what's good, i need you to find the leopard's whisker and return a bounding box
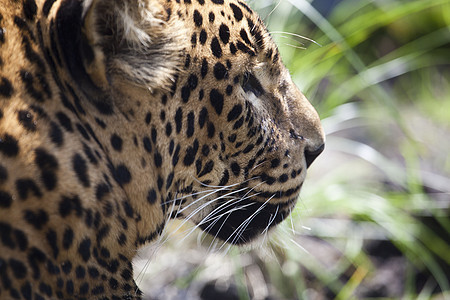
[198,201,256,233]
[190,182,265,249]
[221,194,275,249]
[190,175,259,189]
[199,190,263,249]
[159,195,238,246]
[160,188,219,207]
[163,176,265,244]
[173,189,234,218]
[136,196,182,286]
[250,159,268,173]
[142,195,182,255]
[269,31,321,46]
[171,178,255,211]
[258,203,279,246]
[289,206,296,235]
[262,0,283,22]
[261,204,279,236]
[283,43,306,50]
[178,186,249,215]
[135,198,179,285]
[165,188,250,244]
[289,237,309,255]
[180,197,256,244]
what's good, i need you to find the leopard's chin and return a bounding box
[197,197,294,245]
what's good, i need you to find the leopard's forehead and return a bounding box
[167,0,282,71]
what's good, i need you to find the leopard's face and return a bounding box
[146,1,326,244]
[76,0,325,245]
[0,0,323,297]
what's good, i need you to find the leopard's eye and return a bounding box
[241,72,265,97]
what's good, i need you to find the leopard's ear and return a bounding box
[56,0,187,93]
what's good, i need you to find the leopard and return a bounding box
[0,0,325,298]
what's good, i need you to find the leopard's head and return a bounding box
[63,0,325,245]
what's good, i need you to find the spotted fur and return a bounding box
[0,0,324,298]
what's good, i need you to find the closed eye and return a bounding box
[242,72,265,97]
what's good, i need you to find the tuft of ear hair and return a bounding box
[81,0,187,92]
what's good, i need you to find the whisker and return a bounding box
[234,194,277,245]
[138,194,185,266]
[265,204,279,233]
[203,209,233,246]
[190,174,259,189]
[194,190,264,247]
[160,188,218,207]
[217,182,272,250]
[263,0,283,22]
[164,176,262,226]
[221,194,276,248]
[289,206,296,235]
[169,188,250,244]
[135,205,175,285]
[260,204,279,242]
[269,31,321,46]
[207,236,220,252]
[201,190,263,227]
[178,186,249,217]
[135,197,180,285]
[289,238,310,254]
[250,160,268,173]
[157,178,270,255]
[279,35,306,46]
[283,43,306,50]
[183,198,257,244]
[200,201,256,232]
[162,175,259,209]
[177,186,243,215]
[159,196,239,247]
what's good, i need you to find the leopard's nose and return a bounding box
[305,143,325,168]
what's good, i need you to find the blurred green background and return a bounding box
[134,0,450,299]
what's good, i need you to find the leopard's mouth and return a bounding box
[197,195,297,245]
